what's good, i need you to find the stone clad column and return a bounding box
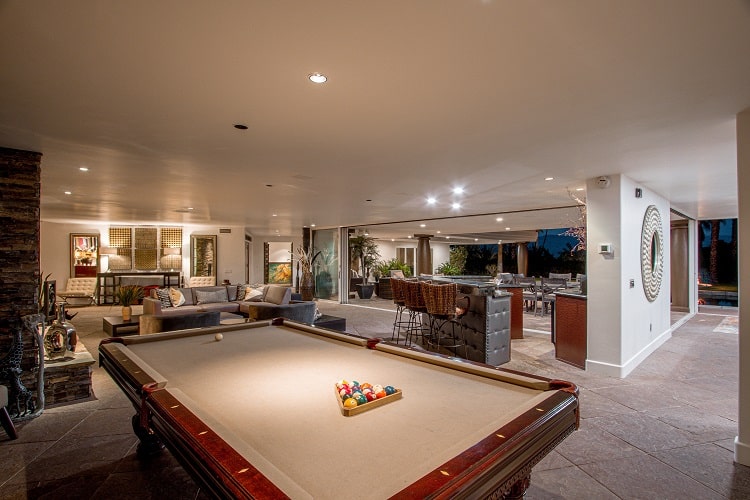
[415,234,433,276]
[0,146,43,409]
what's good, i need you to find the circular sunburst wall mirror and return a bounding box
[641,205,664,302]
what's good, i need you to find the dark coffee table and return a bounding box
[313,314,346,332]
[103,315,141,336]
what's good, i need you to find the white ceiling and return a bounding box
[1,1,748,241]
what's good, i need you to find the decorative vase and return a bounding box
[300,272,315,301]
[122,306,132,321]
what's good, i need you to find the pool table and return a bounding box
[99,318,578,499]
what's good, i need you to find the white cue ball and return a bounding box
[214,333,223,341]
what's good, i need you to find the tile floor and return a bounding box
[0,300,747,499]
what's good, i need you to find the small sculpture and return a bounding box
[0,320,35,417]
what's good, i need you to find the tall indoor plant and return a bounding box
[295,245,319,301]
[348,234,380,299]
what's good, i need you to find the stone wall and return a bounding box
[0,146,43,405]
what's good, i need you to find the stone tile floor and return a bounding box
[1,300,747,499]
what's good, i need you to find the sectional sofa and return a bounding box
[140,284,316,334]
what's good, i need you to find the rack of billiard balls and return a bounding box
[335,379,402,416]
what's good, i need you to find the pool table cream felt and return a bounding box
[118,324,559,499]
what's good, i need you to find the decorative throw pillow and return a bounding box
[195,289,229,304]
[264,285,291,305]
[169,287,186,307]
[155,288,173,308]
[243,287,263,301]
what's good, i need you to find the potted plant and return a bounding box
[115,285,144,321]
[349,234,379,299]
[374,258,412,298]
[294,246,320,301]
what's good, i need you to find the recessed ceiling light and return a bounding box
[407,235,412,239]
[309,73,327,84]
[311,224,316,227]
[272,213,277,217]
[452,202,461,209]
[437,231,441,234]
[505,227,511,231]
[576,187,585,191]
[496,217,503,222]
[234,124,248,130]
[426,197,436,205]
[187,207,194,211]
[365,199,372,202]
[453,187,464,195]
[79,167,88,172]
[446,236,450,239]
[545,177,554,181]
[419,223,426,228]
[64,191,72,195]
[391,239,394,242]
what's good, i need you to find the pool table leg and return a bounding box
[132,414,165,457]
[504,474,531,499]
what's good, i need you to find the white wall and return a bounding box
[41,221,252,286]
[735,107,750,466]
[586,174,672,377]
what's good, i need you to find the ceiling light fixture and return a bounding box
[496,217,503,222]
[309,73,327,84]
[234,124,248,130]
[545,177,554,181]
[452,202,461,209]
[419,224,426,228]
[64,191,72,195]
[576,187,585,191]
[79,167,88,172]
[426,197,436,205]
[505,227,511,231]
[453,187,464,195]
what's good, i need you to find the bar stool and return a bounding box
[403,279,429,347]
[421,281,468,358]
[1,384,18,440]
[388,278,409,343]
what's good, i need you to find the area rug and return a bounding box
[713,316,738,334]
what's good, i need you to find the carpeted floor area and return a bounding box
[1,301,747,499]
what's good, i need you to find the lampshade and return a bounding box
[100,246,117,255]
[163,247,181,255]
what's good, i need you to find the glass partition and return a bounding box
[312,228,339,301]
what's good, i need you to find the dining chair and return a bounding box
[540,277,567,315]
[516,277,540,313]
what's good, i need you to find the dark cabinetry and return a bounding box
[553,292,587,369]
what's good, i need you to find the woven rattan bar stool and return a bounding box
[388,278,410,343]
[403,279,429,347]
[421,281,468,358]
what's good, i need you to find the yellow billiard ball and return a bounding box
[214,333,223,341]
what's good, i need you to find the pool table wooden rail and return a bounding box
[99,319,579,500]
